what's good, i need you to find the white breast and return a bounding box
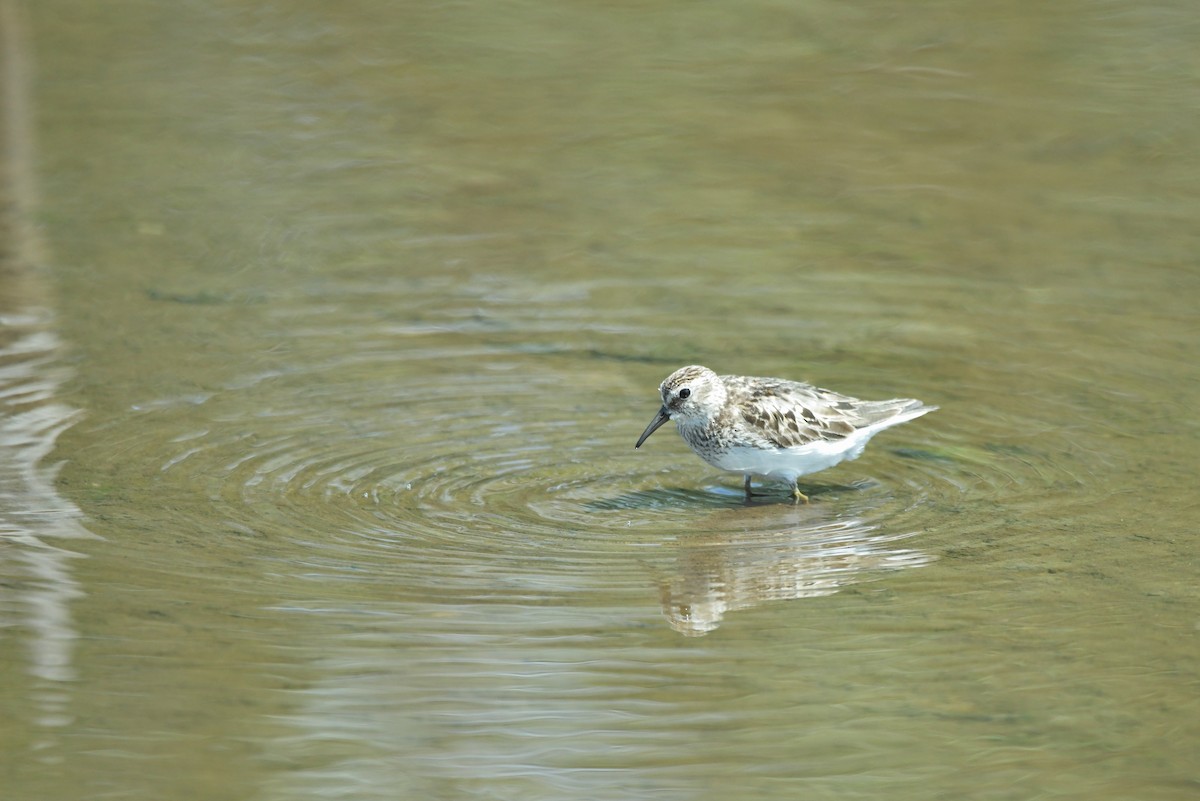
[703,428,879,482]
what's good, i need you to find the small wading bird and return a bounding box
[635,365,936,502]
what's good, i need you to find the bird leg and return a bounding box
[791,483,810,504]
[743,474,753,500]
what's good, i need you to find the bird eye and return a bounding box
[678,388,691,400]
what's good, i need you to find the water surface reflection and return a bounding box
[1,0,90,749]
[658,506,931,636]
[0,316,90,729]
[14,0,1200,799]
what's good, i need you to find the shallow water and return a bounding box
[2,0,1198,799]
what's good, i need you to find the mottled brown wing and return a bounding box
[725,377,862,448]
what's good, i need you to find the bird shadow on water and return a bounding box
[584,487,726,512]
[586,480,870,511]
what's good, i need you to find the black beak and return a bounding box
[634,406,671,449]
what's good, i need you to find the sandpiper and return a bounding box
[635,365,936,502]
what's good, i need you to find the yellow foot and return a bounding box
[791,486,810,504]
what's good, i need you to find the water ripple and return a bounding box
[87,336,1067,635]
[84,268,1092,634]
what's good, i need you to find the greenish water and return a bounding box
[2,1,1197,799]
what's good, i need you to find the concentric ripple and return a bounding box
[64,269,1105,634]
[72,322,1080,635]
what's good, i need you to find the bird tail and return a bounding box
[859,398,937,429]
